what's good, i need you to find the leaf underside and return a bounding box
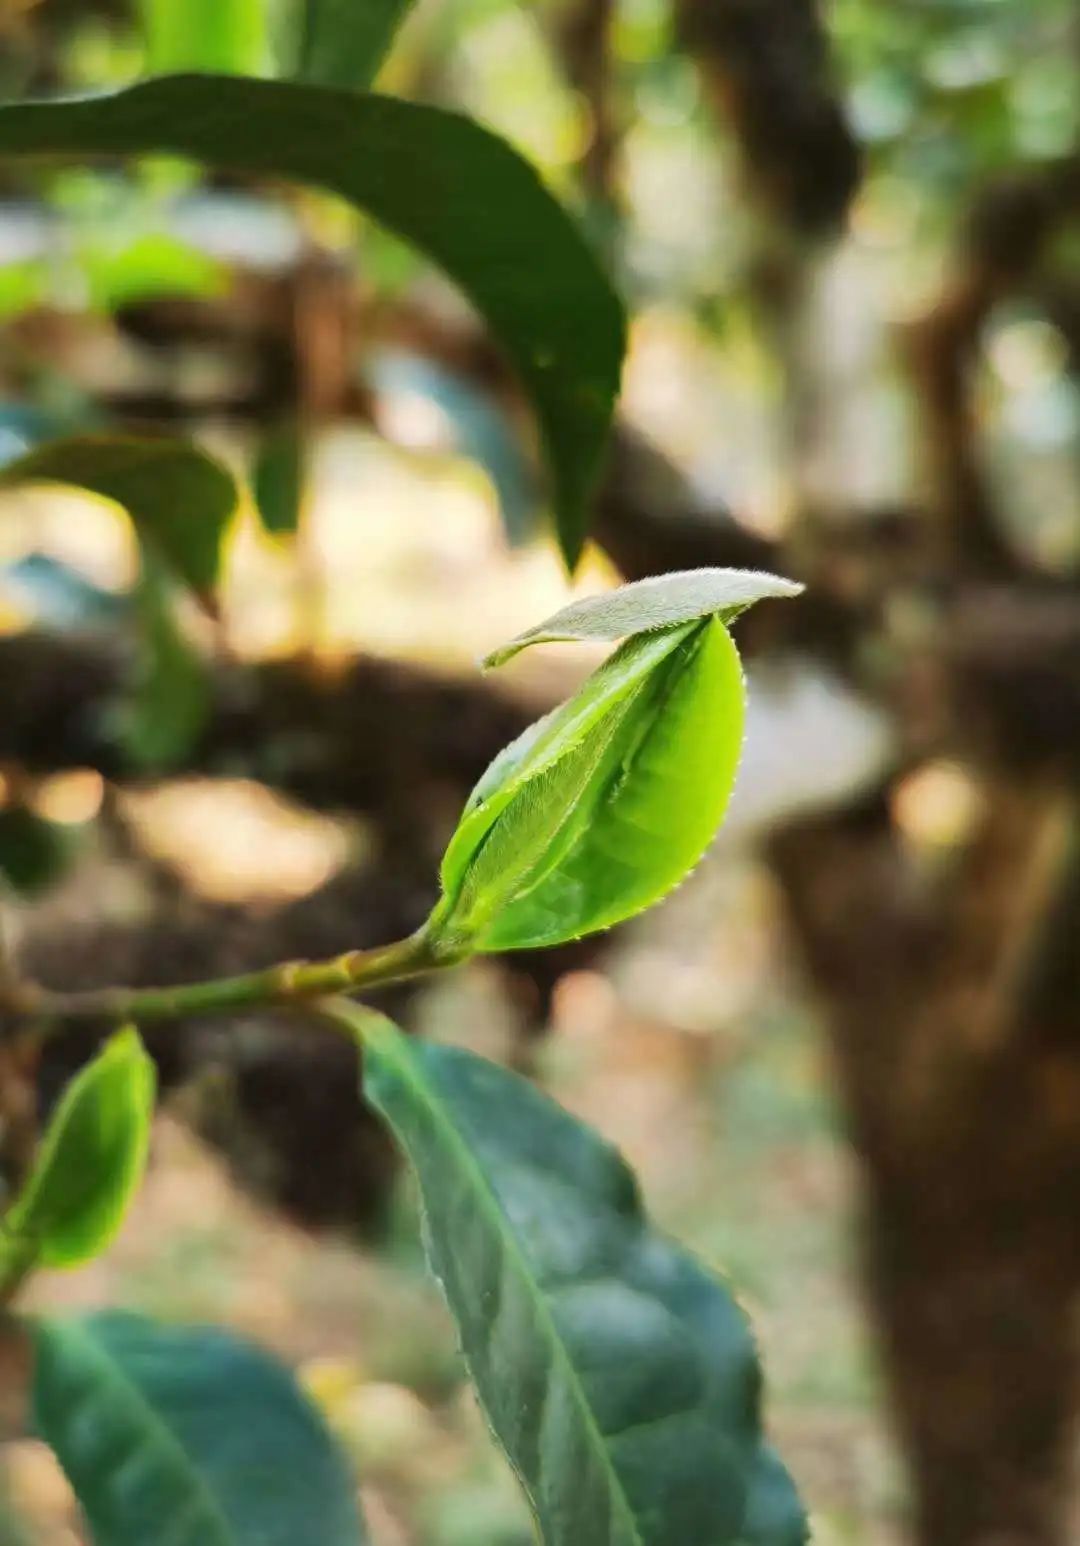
[360,1017,805,1546]
[483,568,803,669]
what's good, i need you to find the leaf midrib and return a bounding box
[42,1320,236,1546]
[369,1032,646,1546]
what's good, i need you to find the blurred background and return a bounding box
[0,1,1078,1543]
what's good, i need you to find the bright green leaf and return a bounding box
[0,434,237,596]
[431,618,744,951]
[32,1312,366,1546]
[140,0,269,75]
[2,1029,154,1273]
[299,0,415,89]
[0,76,625,569]
[351,1011,803,1546]
[483,568,804,669]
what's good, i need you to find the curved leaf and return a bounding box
[32,1312,365,1546]
[123,553,211,769]
[252,421,307,538]
[0,434,237,595]
[483,568,803,669]
[0,76,626,568]
[432,618,744,951]
[353,1011,803,1546]
[2,1029,154,1272]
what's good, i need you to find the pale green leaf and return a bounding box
[352,1011,803,1546]
[2,1029,154,1273]
[0,76,625,569]
[32,1312,365,1545]
[483,568,803,669]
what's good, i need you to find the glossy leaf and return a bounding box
[2,1029,154,1272]
[0,435,237,596]
[431,618,744,951]
[354,1011,803,1546]
[483,568,804,669]
[141,0,269,75]
[0,76,625,569]
[32,1312,365,1546]
[299,0,415,89]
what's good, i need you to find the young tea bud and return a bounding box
[427,568,801,955]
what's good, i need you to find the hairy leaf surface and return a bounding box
[484,568,803,668]
[356,1013,804,1546]
[32,1313,365,1546]
[433,619,744,950]
[3,1029,154,1271]
[0,77,625,568]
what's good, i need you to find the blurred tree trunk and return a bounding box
[673,5,1080,1542]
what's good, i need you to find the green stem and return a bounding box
[14,928,450,1030]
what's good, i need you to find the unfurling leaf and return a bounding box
[430,619,740,952]
[350,1010,805,1546]
[0,77,624,569]
[32,1312,365,1546]
[2,1029,154,1273]
[483,567,803,668]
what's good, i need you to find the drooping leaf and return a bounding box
[31,1312,366,1546]
[350,1010,803,1546]
[0,76,625,569]
[122,553,211,770]
[298,0,415,90]
[0,434,237,596]
[2,1029,154,1274]
[140,0,269,75]
[483,568,803,669]
[430,618,745,951]
[252,421,307,538]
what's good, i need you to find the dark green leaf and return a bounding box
[0,76,625,569]
[122,553,211,771]
[0,807,76,898]
[483,568,803,669]
[431,618,744,951]
[140,0,269,75]
[0,434,237,596]
[3,1029,154,1272]
[252,421,307,538]
[299,0,414,90]
[32,1312,365,1546]
[739,1447,807,1546]
[353,1012,803,1546]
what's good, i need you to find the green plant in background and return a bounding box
[0,1,806,1541]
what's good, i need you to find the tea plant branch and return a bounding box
[1,928,447,1031]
